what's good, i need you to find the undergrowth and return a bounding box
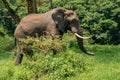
[1,33,120,80]
[0,33,90,80]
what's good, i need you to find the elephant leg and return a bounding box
[14,53,23,65]
[52,49,57,55]
[22,48,33,58]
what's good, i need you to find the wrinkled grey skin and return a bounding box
[14,8,94,65]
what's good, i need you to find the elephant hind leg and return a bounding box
[14,54,23,65]
[22,48,33,57]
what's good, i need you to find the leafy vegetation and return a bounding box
[0,0,120,44]
[53,0,120,44]
[0,0,120,80]
[0,33,87,80]
[0,35,120,80]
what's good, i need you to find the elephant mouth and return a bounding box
[71,26,77,33]
[68,22,90,39]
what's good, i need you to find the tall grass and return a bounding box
[0,34,120,80]
[70,45,120,80]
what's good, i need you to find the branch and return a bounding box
[2,0,20,24]
[15,5,26,13]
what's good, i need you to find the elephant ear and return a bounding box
[52,8,66,32]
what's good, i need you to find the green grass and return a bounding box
[70,45,120,80]
[0,35,120,80]
[0,35,14,63]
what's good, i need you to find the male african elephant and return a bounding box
[14,8,94,65]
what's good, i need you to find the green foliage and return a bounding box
[0,9,16,35]
[21,51,88,80]
[1,0,120,44]
[0,35,14,52]
[1,37,120,80]
[0,34,89,80]
[18,36,63,54]
[53,0,120,44]
[0,23,7,36]
[17,32,77,55]
[70,45,120,80]
[1,1,120,79]
[0,51,88,80]
[0,34,120,80]
[0,35,14,65]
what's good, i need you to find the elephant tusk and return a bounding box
[74,33,90,39]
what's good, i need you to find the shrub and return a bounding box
[12,50,88,80]
[0,34,90,80]
[18,36,63,55]
[0,35,14,52]
[0,9,16,35]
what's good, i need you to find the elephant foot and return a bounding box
[14,54,23,65]
[85,52,95,55]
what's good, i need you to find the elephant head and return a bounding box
[52,8,94,55]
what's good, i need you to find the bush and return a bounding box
[17,36,63,55]
[20,50,88,80]
[0,35,14,52]
[53,0,120,45]
[0,34,90,80]
[0,9,16,35]
[0,51,88,80]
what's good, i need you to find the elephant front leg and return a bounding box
[14,54,23,65]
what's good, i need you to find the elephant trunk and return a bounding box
[76,31,94,55]
[71,25,94,55]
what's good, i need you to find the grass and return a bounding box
[70,45,120,80]
[0,35,14,63]
[0,35,120,80]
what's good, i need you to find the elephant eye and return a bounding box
[66,13,73,17]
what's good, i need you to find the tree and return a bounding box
[2,0,38,23]
[49,0,53,9]
[26,0,37,14]
[2,0,20,23]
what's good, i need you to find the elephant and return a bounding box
[14,7,94,65]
